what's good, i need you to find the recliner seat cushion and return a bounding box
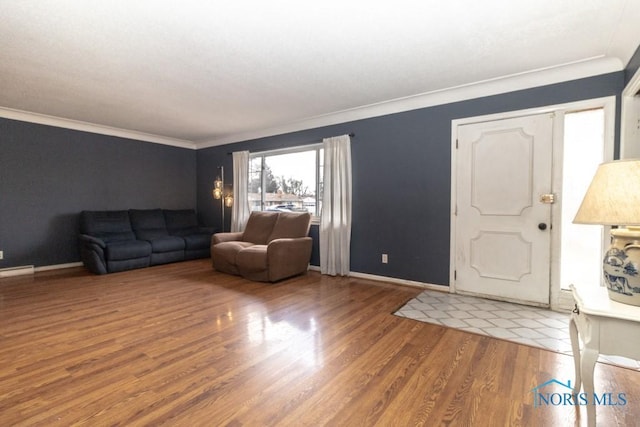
[236,245,268,272]
[212,241,255,274]
[106,240,152,261]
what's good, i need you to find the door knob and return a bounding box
[538,223,547,231]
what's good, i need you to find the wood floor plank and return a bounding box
[1,259,640,426]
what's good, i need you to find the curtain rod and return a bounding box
[226,132,355,155]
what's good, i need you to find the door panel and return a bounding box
[470,231,532,281]
[471,129,533,215]
[455,114,553,305]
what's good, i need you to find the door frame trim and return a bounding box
[620,67,640,158]
[450,96,616,309]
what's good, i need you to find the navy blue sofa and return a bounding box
[79,209,214,274]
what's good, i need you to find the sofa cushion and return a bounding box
[182,233,212,250]
[212,241,256,275]
[149,236,185,253]
[129,209,169,240]
[80,210,136,243]
[267,212,311,242]
[164,209,200,235]
[213,241,255,262]
[236,245,268,272]
[242,211,279,244]
[106,240,151,261]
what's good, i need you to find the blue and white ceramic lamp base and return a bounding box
[603,229,640,306]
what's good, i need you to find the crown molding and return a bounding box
[0,107,196,149]
[0,55,623,151]
[196,55,623,149]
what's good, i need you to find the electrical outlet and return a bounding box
[0,251,3,260]
[381,253,388,264]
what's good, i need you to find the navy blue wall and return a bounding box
[197,72,625,286]
[0,118,196,268]
[0,72,627,279]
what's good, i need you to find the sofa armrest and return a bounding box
[212,232,244,245]
[79,234,106,249]
[78,234,108,274]
[267,237,313,281]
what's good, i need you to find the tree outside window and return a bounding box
[249,146,323,217]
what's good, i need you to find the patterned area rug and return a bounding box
[394,289,640,370]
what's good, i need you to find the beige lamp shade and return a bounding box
[573,159,640,225]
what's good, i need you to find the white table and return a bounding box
[569,284,640,427]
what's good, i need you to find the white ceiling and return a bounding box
[1,0,639,148]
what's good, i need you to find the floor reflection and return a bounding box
[247,311,323,368]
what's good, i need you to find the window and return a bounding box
[249,144,323,218]
[560,108,606,289]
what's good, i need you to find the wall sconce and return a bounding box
[212,166,233,232]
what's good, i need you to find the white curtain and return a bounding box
[231,150,251,232]
[320,134,352,276]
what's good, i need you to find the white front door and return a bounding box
[454,113,554,305]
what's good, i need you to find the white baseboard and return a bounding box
[349,271,449,291]
[308,265,449,292]
[0,265,35,278]
[0,262,83,278]
[35,262,83,272]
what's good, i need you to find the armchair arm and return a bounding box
[212,232,244,245]
[267,237,313,282]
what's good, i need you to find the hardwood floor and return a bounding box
[1,260,639,426]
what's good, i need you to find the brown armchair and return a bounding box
[211,211,313,282]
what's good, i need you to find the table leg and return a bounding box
[581,346,598,427]
[569,315,581,395]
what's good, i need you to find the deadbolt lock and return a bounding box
[540,193,555,204]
